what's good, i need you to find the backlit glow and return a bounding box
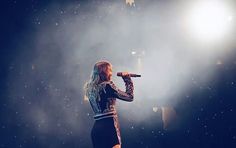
[187,1,231,41]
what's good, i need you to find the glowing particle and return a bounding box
[32,64,35,70]
[131,51,136,55]
[216,60,222,65]
[152,107,158,112]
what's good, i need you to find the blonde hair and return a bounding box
[84,61,112,101]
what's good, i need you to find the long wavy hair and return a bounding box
[84,61,112,101]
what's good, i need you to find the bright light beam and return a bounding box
[187,1,232,41]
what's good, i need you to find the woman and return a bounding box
[84,61,134,148]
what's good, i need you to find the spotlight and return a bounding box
[187,1,232,41]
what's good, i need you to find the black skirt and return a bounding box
[91,116,121,148]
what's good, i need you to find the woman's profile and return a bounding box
[84,61,134,148]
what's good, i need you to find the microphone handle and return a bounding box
[129,74,141,77]
[117,72,141,77]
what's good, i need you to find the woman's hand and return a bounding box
[121,72,129,77]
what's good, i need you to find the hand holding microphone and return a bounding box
[117,72,141,78]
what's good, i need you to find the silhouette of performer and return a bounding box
[84,61,134,148]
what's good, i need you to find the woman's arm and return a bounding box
[106,77,134,102]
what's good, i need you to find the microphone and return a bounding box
[117,72,141,77]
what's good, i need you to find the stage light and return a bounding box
[126,0,135,6]
[131,51,136,55]
[187,1,232,41]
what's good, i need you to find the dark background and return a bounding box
[1,0,236,148]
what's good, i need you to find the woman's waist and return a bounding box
[93,110,117,120]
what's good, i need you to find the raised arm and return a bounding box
[105,77,134,102]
